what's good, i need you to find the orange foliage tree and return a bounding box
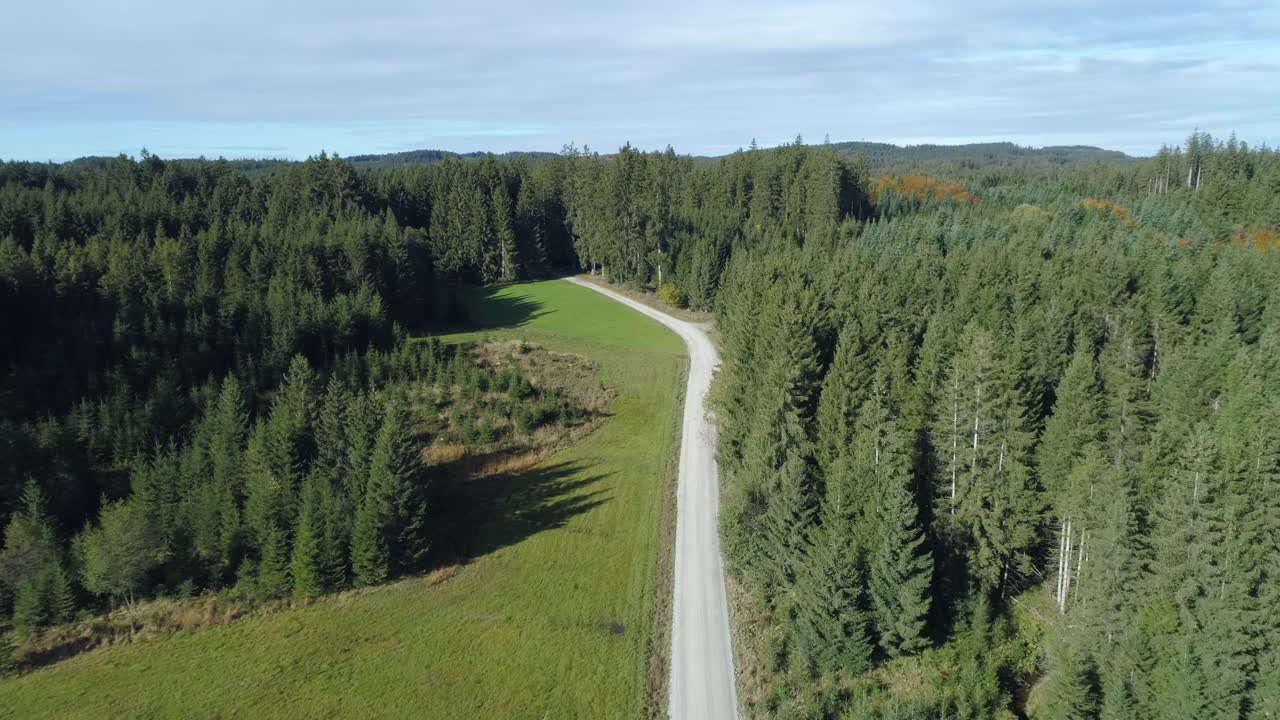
[1074,197,1132,223]
[871,174,979,206]
[1233,225,1280,253]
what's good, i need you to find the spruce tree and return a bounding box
[312,377,352,492]
[0,479,58,591]
[350,493,388,587]
[789,520,871,676]
[256,524,290,599]
[1250,642,1280,720]
[319,480,350,590]
[492,185,520,281]
[291,477,326,598]
[11,576,47,639]
[735,282,821,587]
[759,444,818,590]
[1045,641,1099,720]
[867,417,932,657]
[814,320,873,473]
[369,404,427,569]
[1040,344,1105,612]
[45,561,77,624]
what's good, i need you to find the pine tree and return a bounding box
[829,374,893,556]
[344,393,380,502]
[242,421,283,553]
[1098,664,1137,720]
[931,323,1039,591]
[318,480,350,590]
[1250,642,1280,719]
[1149,642,1210,720]
[312,377,352,492]
[263,354,316,523]
[1076,460,1140,645]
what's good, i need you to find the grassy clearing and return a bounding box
[569,273,715,325]
[0,279,686,720]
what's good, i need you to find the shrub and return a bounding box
[658,283,687,308]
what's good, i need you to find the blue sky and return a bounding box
[2,0,1277,160]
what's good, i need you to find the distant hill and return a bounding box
[824,140,1128,167]
[343,148,559,169]
[55,140,1128,174]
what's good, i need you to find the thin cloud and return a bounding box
[0,0,1276,159]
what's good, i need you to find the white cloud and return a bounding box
[0,0,1277,158]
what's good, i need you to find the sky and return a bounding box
[2,0,1278,161]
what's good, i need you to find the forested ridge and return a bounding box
[2,130,1279,720]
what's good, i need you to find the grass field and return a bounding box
[0,279,686,720]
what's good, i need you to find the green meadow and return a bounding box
[0,279,686,720]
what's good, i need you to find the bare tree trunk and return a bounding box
[1056,517,1067,611]
[1073,530,1086,606]
[950,368,960,515]
[1057,517,1074,614]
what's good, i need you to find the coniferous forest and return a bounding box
[3,132,1280,719]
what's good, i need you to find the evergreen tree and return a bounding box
[291,477,326,598]
[492,185,520,281]
[814,320,874,473]
[256,524,291,599]
[350,494,388,588]
[1251,643,1280,720]
[0,480,58,594]
[759,444,818,590]
[730,280,821,587]
[1045,641,1099,720]
[369,405,428,571]
[45,561,77,624]
[867,417,932,657]
[789,519,871,676]
[11,576,47,639]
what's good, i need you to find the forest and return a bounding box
[2,131,1279,720]
[706,132,1280,719]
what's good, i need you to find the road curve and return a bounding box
[565,277,738,720]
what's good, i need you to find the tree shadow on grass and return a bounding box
[428,458,612,566]
[432,280,551,332]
